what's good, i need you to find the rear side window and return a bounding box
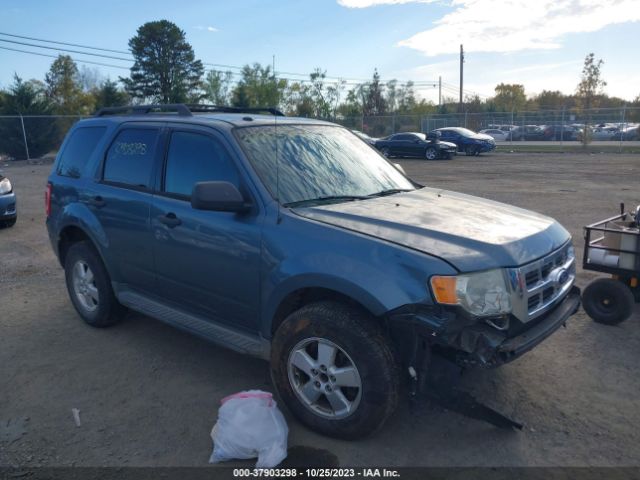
[103,129,159,188]
[164,131,239,197]
[57,127,106,178]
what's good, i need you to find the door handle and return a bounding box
[157,212,182,228]
[88,196,106,208]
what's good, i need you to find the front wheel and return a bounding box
[380,147,391,158]
[425,147,438,160]
[465,145,477,156]
[271,301,400,439]
[582,278,634,325]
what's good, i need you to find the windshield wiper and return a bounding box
[367,188,414,197]
[283,195,370,208]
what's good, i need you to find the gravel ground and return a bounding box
[0,152,639,468]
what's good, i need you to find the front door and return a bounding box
[151,127,263,332]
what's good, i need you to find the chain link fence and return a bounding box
[333,106,640,145]
[1,107,639,161]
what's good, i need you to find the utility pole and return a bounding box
[438,76,442,106]
[459,44,464,113]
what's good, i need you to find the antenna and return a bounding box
[273,53,282,224]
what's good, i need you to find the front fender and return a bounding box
[260,242,457,339]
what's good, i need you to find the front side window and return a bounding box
[236,124,415,206]
[58,127,106,178]
[103,129,159,188]
[164,131,239,197]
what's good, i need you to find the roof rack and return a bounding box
[94,103,285,117]
[184,104,285,117]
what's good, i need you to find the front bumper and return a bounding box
[0,191,17,220]
[389,286,581,368]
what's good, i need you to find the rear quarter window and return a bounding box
[57,127,107,178]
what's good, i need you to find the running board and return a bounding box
[116,288,270,360]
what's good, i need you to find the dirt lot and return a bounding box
[1,152,639,468]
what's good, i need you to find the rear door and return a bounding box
[151,125,263,332]
[90,123,163,292]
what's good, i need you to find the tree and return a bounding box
[532,90,565,110]
[121,20,204,103]
[203,70,233,105]
[576,53,607,144]
[45,55,93,114]
[94,79,129,109]
[78,66,103,92]
[230,63,286,108]
[283,81,314,117]
[363,69,386,116]
[396,81,417,113]
[493,83,526,112]
[0,75,59,160]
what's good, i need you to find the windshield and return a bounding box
[235,124,415,206]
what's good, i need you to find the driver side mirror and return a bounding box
[191,181,250,213]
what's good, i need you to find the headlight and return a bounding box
[0,177,11,195]
[430,269,511,317]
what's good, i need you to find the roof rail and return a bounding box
[184,104,285,117]
[94,104,193,117]
[94,103,285,117]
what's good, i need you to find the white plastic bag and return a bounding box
[209,390,288,468]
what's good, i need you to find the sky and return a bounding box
[1,0,639,103]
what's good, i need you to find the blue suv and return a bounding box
[46,104,580,439]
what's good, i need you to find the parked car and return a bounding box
[0,173,17,228]
[375,131,457,159]
[46,104,580,439]
[435,127,496,155]
[479,129,509,142]
[522,125,550,141]
[544,125,579,141]
[612,125,640,141]
[591,127,620,141]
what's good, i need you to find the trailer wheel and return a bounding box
[582,278,634,325]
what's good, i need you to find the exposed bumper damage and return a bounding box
[389,286,581,368]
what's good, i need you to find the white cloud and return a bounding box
[337,0,435,8]
[398,0,640,56]
[193,25,219,32]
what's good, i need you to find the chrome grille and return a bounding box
[509,242,576,322]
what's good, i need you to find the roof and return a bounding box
[88,103,336,128]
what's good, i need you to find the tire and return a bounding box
[465,145,477,156]
[271,301,400,440]
[582,278,634,325]
[64,241,125,327]
[425,147,438,160]
[1,217,16,228]
[380,147,391,158]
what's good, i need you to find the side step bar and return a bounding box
[116,288,270,360]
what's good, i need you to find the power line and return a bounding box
[0,38,132,62]
[0,31,130,55]
[0,30,442,87]
[0,45,131,70]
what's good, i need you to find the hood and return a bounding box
[292,187,570,272]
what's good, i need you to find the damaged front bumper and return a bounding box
[389,286,581,368]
